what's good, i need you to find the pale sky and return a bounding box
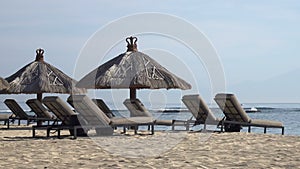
[1,0,300,107]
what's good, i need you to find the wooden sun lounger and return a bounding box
[32,96,87,139]
[92,99,115,118]
[26,99,57,125]
[26,99,55,119]
[4,99,51,127]
[214,93,284,135]
[123,98,191,130]
[67,95,155,136]
[93,98,157,131]
[182,94,222,130]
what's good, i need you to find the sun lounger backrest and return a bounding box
[123,99,152,117]
[214,93,251,122]
[26,99,53,119]
[4,99,29,119]
[92,99,115,118]
[67,95,111,126]
[43,96,76,125]
[182,94,218,124]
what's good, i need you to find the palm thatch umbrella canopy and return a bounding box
[76,36,191,99]
[3,48,86,101]
[0,77,9,91]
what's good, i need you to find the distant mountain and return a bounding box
[227,69,300,103]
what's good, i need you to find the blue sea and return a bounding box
[111,103,300,136]
[1,103,300,136]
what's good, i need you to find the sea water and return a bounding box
[113,103,300,136]
[238,103,300,136]
[1,103,299,136]
[111,103,300,135]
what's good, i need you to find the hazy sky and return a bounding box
[1,1,300,106]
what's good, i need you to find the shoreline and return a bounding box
[1,126,300,168]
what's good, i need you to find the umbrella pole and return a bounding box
[37,93,42,102]
[129,88,136,121]
[37,93,43,126]
[130,88,136,100]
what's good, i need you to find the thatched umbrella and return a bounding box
[0,77,9,91]
[3,48,86,124]
[76,36,191,100]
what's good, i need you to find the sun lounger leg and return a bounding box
[47,128,50,137]
[282,127,284,135]
[151,124,154,135]
[248,126,251,133]
[33,128,36,137]
[7,120,9,129]
[134,126,137,134]
[264,127,267,133]
[18,119,21,125]
[73,128,77,139]
[221,121,224,132]
[58,129,61,138]
[183,121,189,131]
[123,126,126,134]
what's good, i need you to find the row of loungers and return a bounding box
[0,97,155,137]
[1,93,285,138]
[32,95,155,138]
[123,94,284,135]
[183,94,284,134]
[1,99,56,128]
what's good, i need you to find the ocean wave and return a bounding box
[256,107,300,112]
[255,107,276,110]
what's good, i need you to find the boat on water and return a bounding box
[157,108,189,113]
[245,107,261,113]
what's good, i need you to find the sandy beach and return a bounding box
[0,126,299,169]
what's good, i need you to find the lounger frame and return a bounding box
[214,93,284,135]
[32,96,87,138]
[123,98,191,130]
[220,120,285,135]
[182,94,222,131]
[4,99,54,127]
[68,95,155,135]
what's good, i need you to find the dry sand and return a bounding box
[0,125,300,169]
